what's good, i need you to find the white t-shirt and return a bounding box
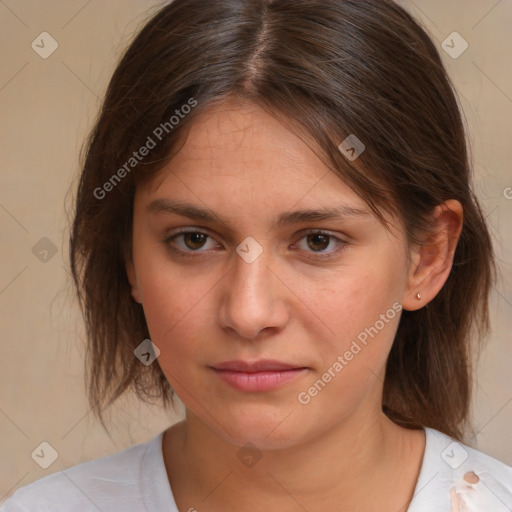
[2,427,511,511]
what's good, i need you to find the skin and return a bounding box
[126,98,463,512]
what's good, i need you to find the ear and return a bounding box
[125,257,142,304]
[402,199,463,311]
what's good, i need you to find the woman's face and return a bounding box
[128,100,414,449]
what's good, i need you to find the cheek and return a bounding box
[293,270,403,419]
[134,247,222,372]
[301,265,401,344]
[138,272,208,391]
[298,254,406,395]
[140,270,207,340]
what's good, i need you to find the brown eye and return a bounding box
[182,232,208,250]
[292,230,347,258]
[164,230,219,256]
[306,233,330,252]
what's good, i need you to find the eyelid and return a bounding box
[163,227,348,258]
[291,229,348,258]
[163,227,221,256]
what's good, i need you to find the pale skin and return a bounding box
[126,99,463,512]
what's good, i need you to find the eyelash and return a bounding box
[163,228,348,259]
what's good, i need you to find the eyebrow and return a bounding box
[146,198,369,229]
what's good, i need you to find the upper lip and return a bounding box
[211,359,306,372]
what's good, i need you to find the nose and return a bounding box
[218,245,289,340]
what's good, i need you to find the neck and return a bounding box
[163,402,424,511]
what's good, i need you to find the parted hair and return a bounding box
[69,0,495,441]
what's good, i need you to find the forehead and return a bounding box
[148,100,330,191]
[135,99,401,237]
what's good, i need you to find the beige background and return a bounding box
[0,0,511,503]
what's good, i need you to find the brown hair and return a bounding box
[70,0,495,441]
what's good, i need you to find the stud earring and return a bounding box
[416,292,421,300]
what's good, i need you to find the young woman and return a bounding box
[3,0,511,511]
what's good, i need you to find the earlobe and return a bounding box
[402,199,463,311]
[125,259,142,304]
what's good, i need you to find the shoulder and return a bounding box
[1,432,166,512]
[408,427,512,512]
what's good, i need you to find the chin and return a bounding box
[211,406,309,451]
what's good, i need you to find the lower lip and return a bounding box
[213,368,308,392]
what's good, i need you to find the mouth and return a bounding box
[209,359,309,392]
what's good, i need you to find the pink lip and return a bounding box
[212,359,305,372]
[210,360,308,392]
